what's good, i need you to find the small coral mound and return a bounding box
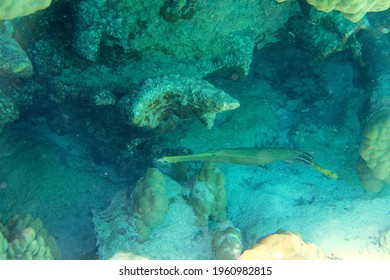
[239,229,325,260]
[190,162,227,226]
[0,214,61,260]
[277,0,390,22]
[118,75,240,130]
[0,0,52,20]
[212,225,243,260]
[358,109,390,191]
[131,168,169,239]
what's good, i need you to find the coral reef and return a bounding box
[118,75,240,130]
[0,214,60,260]
[131,168,169,239]
[0,0,52,20]
[190,162,227,226]
[239,229,325,260]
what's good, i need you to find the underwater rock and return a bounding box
[68,0,299,85]
[278,6,369,60]
[0,91,19,133]
[28,40,64,78]
[118,75,240,130]
[48,79,116,106]
[0,0,52,20]
[160,0,197,22]
[73,0,111,62]
[239,229,325,260]
[0,214,60,260]
[0,35,33,78]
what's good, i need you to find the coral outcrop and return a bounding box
[0,0,52,20]
[0,214,60,260]
[190,161,228,226]
[131,168,169,239]
[118,75,240,130]
[277,0,390,22]
[356,32,390,192]
[239,229,325,260]
[359,110,390,177]
[211,224,243,260]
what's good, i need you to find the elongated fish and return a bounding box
[158,147,338,179]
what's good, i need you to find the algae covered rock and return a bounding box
[69,0,300,85]
[118,75,240,130]
[0,91,19,133]
[0,35,33,78]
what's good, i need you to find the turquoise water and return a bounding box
[0,1,389,260]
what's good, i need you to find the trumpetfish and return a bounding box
[157,147,338,178]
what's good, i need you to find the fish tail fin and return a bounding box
[295,152,338,179]
[295,152,314,165]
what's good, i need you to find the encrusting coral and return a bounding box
[131,168,169,239]
[276,0,390,22]
[118,75,240,130]
[0,0,52,20]
[0,214,61,260]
